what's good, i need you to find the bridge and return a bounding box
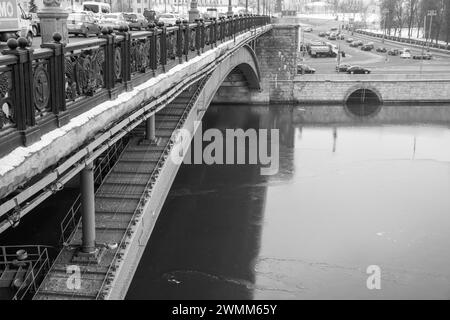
[0,15,300,299]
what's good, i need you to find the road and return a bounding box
[2,24,450,76]
[298,18,450,75]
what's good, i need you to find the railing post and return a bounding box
[209,20,214,49]
[118,26,132,91]
[41,33,69,127]
[148,23,157,75]
[158,22,167,71]
[176,20,183,64]
[238,15,242,33]
[199,18,205,53]
[195,19,201,55]
[2,38,40,146]
[219,17,224,42]
[183,20,190,61]
[212,17,217,47]
[99,28,117,100]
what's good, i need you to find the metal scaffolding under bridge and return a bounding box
[33,78,206,300]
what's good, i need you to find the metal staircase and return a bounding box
[33,77,207,300]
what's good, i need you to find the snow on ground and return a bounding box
[297,12,380,25]
[361,27,449,46]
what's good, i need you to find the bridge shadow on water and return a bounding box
[125,106,295,300]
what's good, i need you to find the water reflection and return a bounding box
[128,104,450,300]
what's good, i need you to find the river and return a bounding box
[125,104,450,300]
[1,104,450,299]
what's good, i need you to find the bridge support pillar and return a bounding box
[146,115,156,141]
[140,114,160,145]
[73,162,104,263]
[80,162,96,254]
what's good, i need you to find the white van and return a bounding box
[82,1,111,18]
[400,48,411,59]
[0,0,35,45]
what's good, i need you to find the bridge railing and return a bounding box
[0,15,270,158]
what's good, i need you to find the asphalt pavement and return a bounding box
[2,24,450,76]
[298,18,450,75]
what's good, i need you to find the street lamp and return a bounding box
[189,0,200,22]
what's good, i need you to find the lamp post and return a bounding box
[189,0,200,22]
[227,0,233,17]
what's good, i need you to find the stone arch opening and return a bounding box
[345,88,382,117]
[212,62,261,105]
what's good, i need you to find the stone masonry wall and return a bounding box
[256,24,300,103]
[212,24,300,104]
[293,78,450,104]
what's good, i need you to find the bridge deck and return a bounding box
[33,82,202,300]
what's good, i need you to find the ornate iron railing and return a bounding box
[0,15,270,157]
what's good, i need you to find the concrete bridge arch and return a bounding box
[197,44,262,109]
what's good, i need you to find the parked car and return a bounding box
[413,53,432,60]
[328,33,337,40]
[67,12,101,37]
[297,64,316,74]
[99,13,128,30]
[346,37,354,43]
[336,63,351,72]
[349,41,360,47]
[158,13,179,26]
[376,47,387,53]
[318,31,326,37]
[361,44,373,51]
[123,13,148,30]
[304,26,313,32]
[347,66,371,74]
[400,50,411,59]
[388,48,400,56]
